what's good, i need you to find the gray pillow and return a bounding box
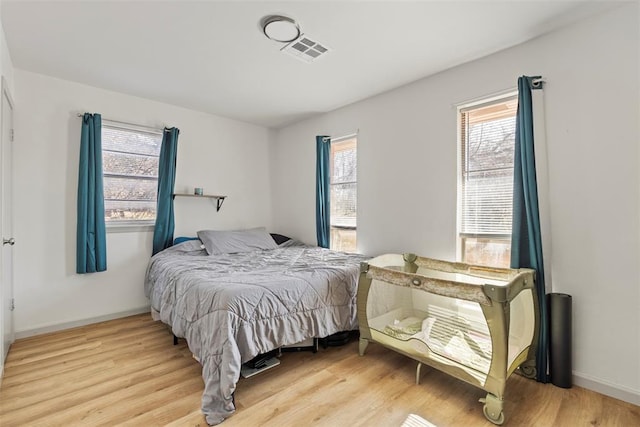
[197,228,278,255]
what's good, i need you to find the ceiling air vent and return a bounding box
[281,35,331,63]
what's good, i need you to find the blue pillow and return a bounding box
[173,236,199,245]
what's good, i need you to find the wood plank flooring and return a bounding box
[0,313,638,426]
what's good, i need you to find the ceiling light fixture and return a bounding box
[261,15,300,43]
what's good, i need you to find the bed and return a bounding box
[144,229,368,425]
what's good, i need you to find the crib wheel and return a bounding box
[480,394,505,425]
[519,360,537,379]
[482,404,505,425]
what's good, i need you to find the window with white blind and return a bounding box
[102,122,163,226]
[330,136,357,253]
[458,95,517,267]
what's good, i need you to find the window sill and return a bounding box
[106,222,154,233]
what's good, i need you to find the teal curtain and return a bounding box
[77,113,107,273]
[316,135,331,248]
[152,127,179,255]
[511,76,548,382]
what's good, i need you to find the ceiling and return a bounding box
[1,1,617,129]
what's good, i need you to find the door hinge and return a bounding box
[10,298,15,311]
[10,128,14,142]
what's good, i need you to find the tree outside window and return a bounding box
[330,137,357,252]
[102,123,162,225]
[459,96,517,267]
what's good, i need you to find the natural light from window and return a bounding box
[330,136,357,253]
[102,122,162,225]
[459,95,517,267]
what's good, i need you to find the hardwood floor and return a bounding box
[0,314,638,426]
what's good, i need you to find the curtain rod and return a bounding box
[531,77,545,89]
[453,76,545,109]
[321,129,359,143]
[76,113,168,132]
[332,131,359,143]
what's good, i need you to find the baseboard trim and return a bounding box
[573,371,640,406]
[14,306,151,340]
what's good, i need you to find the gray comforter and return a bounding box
[144,240,368,425]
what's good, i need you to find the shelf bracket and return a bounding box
[172,193,227,212]
[216,197,225,212]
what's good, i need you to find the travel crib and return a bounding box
[356,253,539,425]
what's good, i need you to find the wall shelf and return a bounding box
[173,193,227,211]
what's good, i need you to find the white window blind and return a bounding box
[330,136,357,252]
[102,122,163,224]
[330,140,357,227]
[460,96,517,238]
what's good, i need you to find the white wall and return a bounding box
[271,4,639,403]
[12,70,273,335]
[0,26,13,94]
[0,8,15,379]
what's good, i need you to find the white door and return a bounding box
[1,78,14,367]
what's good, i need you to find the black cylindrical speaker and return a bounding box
[548,293,572,388]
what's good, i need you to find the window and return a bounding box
[330,136,357,252]
[102,122,163,226]
[458,95,517,267]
